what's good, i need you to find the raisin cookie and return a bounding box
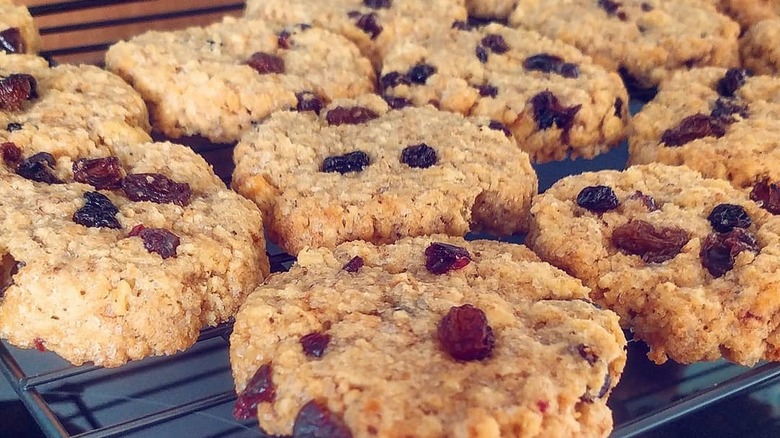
[104,16,375,144]
[230,235,627,437]
[740,18,780,75]
[509,0,740,89]
[244,0,467,69]
[527,163,780,365]
[0,139,270,367]
[0,0,41,55]
[629,67,780,189]
[232,94,537,255]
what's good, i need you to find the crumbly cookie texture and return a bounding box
[509,0,740,88]
[0,0,41,54]
[466,0,519,19]
[712,0,779,28]
[0,53,151,154]
[527,163,780,365]
[244,0,467,68]
[104,16,375,144]
[232,94,538,255]
[380,22,629,163]
[629,67,780,189]
[740,18,780,75]
[230,235,627,437]
[0,140,270,367]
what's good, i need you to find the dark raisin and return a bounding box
[246,52,285,74]
[6,122,22,132]
[73,157,125,190]
[523,53,580,78]
[707,204,751,233]
[301,332,331,358]
[613,97,624,117]
[641,2,653,11]
[438,304,495,361]
[129,225,180,259]
[401,143,437,168]
[611,220,689,263]
[475,83,498,97]
[0,253,22,297]
[379,71,410,92]
[717,68,750,98]
[342,255,364,272]
[346,10,361,18]
[598,0,623,15]
[364,0,391,9]
[475,44,489,63]
[425,242,471,274]
[481,34,509,54]
[0,74,37,111]
[560,63,580,78]
[577,344,598,365]
[751,177,780,215]
[488,120,511,137]
[1,142,21,167]
[616,11,628,20]
[529,91,582,137]
[72,191,121,229]
[452,20,472,30]
[0,28,23,54]
[295,91,325,115]
[293,400,352,438]
[322,151,370,174]
[277,30,292,49]
[16,152,63,184]
[710,97,748,123]
[628,190,658,211]
[700,228,759,277]
[576,185,619,213]
[325,106,379,126]
[354,12,383,39]
[407,63,436,84]
[382,95,412,109]
[582,373,612,403]
[660,113,726,147]
[122,173,192,206]
[233,363,276,419]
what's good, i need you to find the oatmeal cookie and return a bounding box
[740,18,780,75]
[0,0,41,55]
[230,235,626,437]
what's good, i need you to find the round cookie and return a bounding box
[740,18,780,75]
[629,67,780,189]
[104,16,375,144]
[0,0,41,55]
[509,0,740,89]
[230,235,627,437]
[232,94,538,255]
[379,22,629,162]
[526,163,780,365]
[0,139,270,367]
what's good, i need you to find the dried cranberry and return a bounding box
[475,44,489,63]
[73,191,121,229]
[379,71,410,91]
[322,151,370,174]
[628,190,658,211]
[277,30,292,49]
[364,0,391,8]
[129,225,180,259]
[0,74,37,111]
[301,332,331,358]
[523,54,580,78]
[407,63,436,84]
[717,68,750,98]
[480,34,509,54]
[577,344,598,365]
[342,255,364,272]
[708,204,751,233]
[246,52,285,74]
[325,106,379,126]
[73,157,125,190]
[122,173,192,206]
[16,152,63,184]
[33,338,46,352]
[710,98,748,123]
[751,177,780,215]
[401,143,437,168]
[661,113,726,147]
[529,91,582,137]
[6,122,22,132]
[382,95,412,109]
[700,228,759,277]
[611,220,689,263]
[233,363,276,419]
[438,304,495,361]
[354,13,383,39]
[1,142,21,167]
[0,28,23,54]
[475,83,498,97]
[293,400,352,438]
[614,97,624,117]
[425,242,471,274]
[576,185,619,213]
[295,91,325,115]
[488,120,511,137]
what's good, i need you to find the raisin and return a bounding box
[641,2,653,11]
[577,344,598,365]
[598,0,623,16]
[401,143,437,168]
[0,253,22,297]
[16,152,63,184]
[322,151,370,174]
[73,157,125,190]
[342,255,364,272]
[523,53,580,78]
[246,52,285,75]
[382,95,412,109]
[407,63,436,84]
[122,173,192,206]
[475,44,489,63]
[6,122,22,132]
[364,0,391,8]
[129,225,180,259]
[233,363,276,419]
[750,177,780,215]
[379,71,410,91]
[425,242,471,274]
[576,185,619,213]
[325,106,379,126]
[628,190,658,211]
[354,13,383,39]
[488,120,511,137]
[0,28,23,54]
[293,400,352,438]
[660,113,726,147]
[611,220,689,263]
[710,97,748,123]
[529,91,582,137]
[614,97,624,118]
[480,34,509,54]
[73,191,121,229]
[708,204,751,233]
[700,228,759,277]
[581,373,612,403]
[0,74,37,111]
[717,68,750,98]
[277,30,292,49]
[295,91,325,115]
[438,304,495,361]
[301,332,331,358]
[1,142,21,167]
[475,83,498,97]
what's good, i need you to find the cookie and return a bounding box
[244,0,467,69]
[628,67,780,189]
[712,0,779,28]
[379,22,629,163]
[104,16,375,144]
[509,0,740,89]
[0,139,270,367]
[0,0,41,55]
[526,163,780,365]
[229,235,627,436]
[740,18,780,75]
[232,94,538,255]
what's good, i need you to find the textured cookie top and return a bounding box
[509,0,740,88]
[740,18,780,75]
[629,67,780,188]
[527,163,780,365]
[0,139,269,367]
[233,94,537,255]
[713,0,779,28]
[0,1,41,54]
[230,236,626,437]
[104,16,375,143]
[466,0,520,19]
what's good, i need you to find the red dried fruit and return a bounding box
[707,203,751,233]
[277,30,292,49]
[577,344,599,365]
[661,113,726,147]
[612,220,689,263]
[342,255,364,272]
[480,34,509,54]
[293,400,352,438]
[576,185,619,213]
[122,173,192,206]
[246,52,285,75]
[524,53,580,78]
[537,400,549,413]
[33,338,46,352]
[700,228,759,277]
[488,120,511,137]
[379,71,410,92]
[1,142,21,167]
[295,91,325,115]
[401,143,437,168]
[73,156,125,190]
[710,97,748,123]
[233,363,276,419]
[322,151,370,174]
[475,83,498,97]
[438,304,495,361]
[6,122,22,132]
[407,63,436,84]
[130,226,180,259]
[476,44,488,63]
[614,97,624,117]
[0,74,37,111]
[425,242,471,274]
[16,152,63,184]
[529,91,582,138]
[382,95,412,109]
[717,68,750,98]
[73,191,121,229]
[628,190,658,211]
[325,106,379,126]
[301,332,331,358]
[0,28,23,54]
[364,0,391,8]
[751,177,780,215]
[354,12,383,39]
